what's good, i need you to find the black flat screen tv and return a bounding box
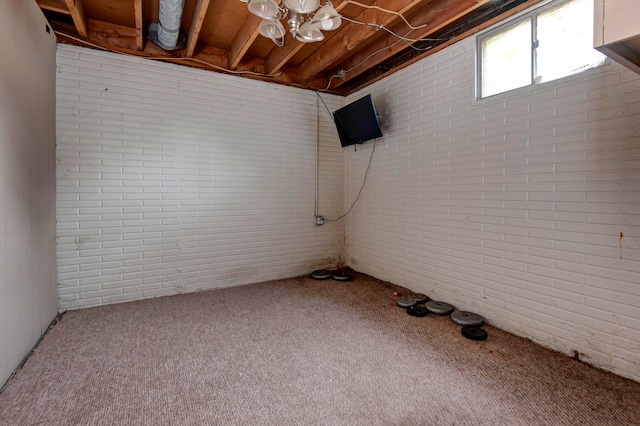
[333,94,383,147]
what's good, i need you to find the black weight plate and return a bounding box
[409,293,428,303]
[396,297,417,308]
[332,271,353,281]
[451,311,485,327]
[311,269,333,280]
[407,305,429,317]
[461,326,487,341]
[425,301,454,315]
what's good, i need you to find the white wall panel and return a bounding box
[345,38,640,382]
[0,0,57,386]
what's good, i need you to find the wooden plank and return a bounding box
[297,0,423,84]
[227,13,262,69]
[55,20,303,86]
[185,0,212,58]
[64,0,88,37]
[87,19,138,51]
[264,32,299,75]
[37,0,70,15]
[134,0,143,51]
[264,0,350,75]
[332,0,490,89]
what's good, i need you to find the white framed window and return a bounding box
[477,0,606,99]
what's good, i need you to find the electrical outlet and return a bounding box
[315,215,324,226]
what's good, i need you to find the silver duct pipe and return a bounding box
[158,0,185,50]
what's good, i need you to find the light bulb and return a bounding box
[311,2,341,31]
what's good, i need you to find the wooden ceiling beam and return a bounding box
[331,0,490,89]
[64,0,88,37]
[342,0,542,94]
[54,20,311,89]
[185,0,212,58]
[297,0,423,84]
[264,0,351,75]
[264,32,299,75]
[37,0,70,15]
[134,0,143,51]
[228,14,262,69]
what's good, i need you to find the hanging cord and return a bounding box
[315,91,377,222]
[325,139,376,222]
[316,90,335,119]
[315,93,320,219]
[341,16,448,47]
[346,0,428,30]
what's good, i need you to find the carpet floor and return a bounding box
[1,273,639,425]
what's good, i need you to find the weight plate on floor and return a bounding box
[332,271,353,281]
[396,297,417,308]
[451,311,485,327]
[425,301,454,315]
[407,305,429,317]
[310,269,333,280]
[409,293,428,303]
[461,326,488,341]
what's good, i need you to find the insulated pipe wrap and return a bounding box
[158,0,185,49]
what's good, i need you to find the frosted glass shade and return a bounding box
[283,0,319,14]
[295,21,324,43]
[311,3,341,31]
[248,0,280,19]
[259,19,286,46]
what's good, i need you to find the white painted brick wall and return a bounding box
[56,45,344,310]
[345,38,640,382]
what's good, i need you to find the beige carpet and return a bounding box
[1,273,638,425]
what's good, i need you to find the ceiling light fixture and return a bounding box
[244,0,341,46]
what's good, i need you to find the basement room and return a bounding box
[1,0,639,423]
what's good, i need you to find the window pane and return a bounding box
[481,18,532,98]
[536,0,605,83]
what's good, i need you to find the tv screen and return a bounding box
[333,94,383,147]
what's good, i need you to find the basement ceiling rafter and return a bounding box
[330,0,492,89]
[134,0,143,50]
[38,0,538,95]
[185,0,211,58]
[64,0,88,37]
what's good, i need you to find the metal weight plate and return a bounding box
[310,269,333,280]
[451,311,485,327]
[332,271,353,281]
[425,301,454,316]
[407,305,429,317]
[461,326,488,341]
[396,297,417,308]
[409,293,428,304]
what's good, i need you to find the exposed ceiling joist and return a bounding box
[134,0,143,51]
[298,0,423,85]
[333,0,490,88]
[38,0,70,15]
[64,0,88,38]
[228,14,262,69]
[342,0,541,93]
[41,0,526,95]
[185,0,212,58]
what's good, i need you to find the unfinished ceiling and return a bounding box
[39,0,539,95]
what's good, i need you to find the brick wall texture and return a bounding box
[55,45,345,311]
[344,38,640,382]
